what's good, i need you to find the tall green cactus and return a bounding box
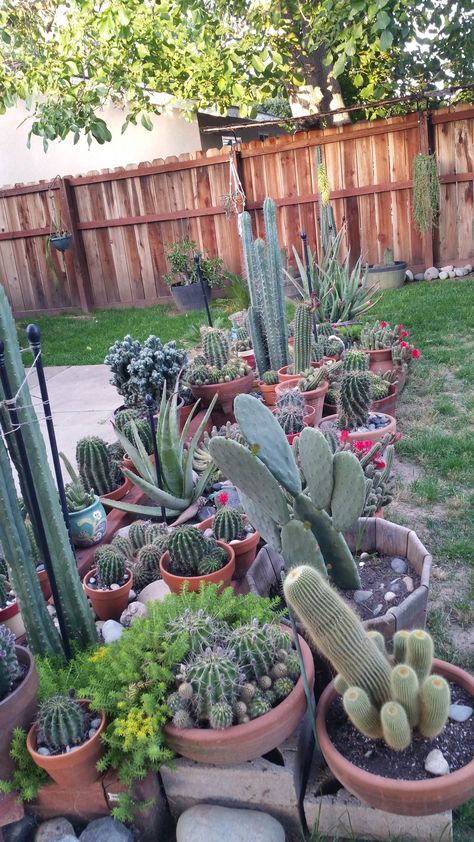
[76,436,119,496]
[284,565,450,751]
[293,302,313,374]
[240,198,289,375]
[208,394,365,589]
[338,371,372,430]
[0,286,97,652]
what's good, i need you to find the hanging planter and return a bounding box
[49,233,73,252]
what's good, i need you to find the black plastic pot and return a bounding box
[49,234,73,252]
[170,281,211,312]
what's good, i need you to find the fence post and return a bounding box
[58,177,93,312]
[419,111,435,269]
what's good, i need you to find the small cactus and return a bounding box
[209,701,233,730]
[76,436,119,496]
[128,520,149,551]
[94,545,126,588]
[0,625,19,701]
[342,350,369,372]
[273,676,294,701]
[337,371,372,430]
[262,370,278,386]
[111,534,134,559]
[166,691,187,714]
[168,527,208,576]
[298,366,328,392]
[359,321,399,351]
[213,506,244,542]
[228,620,280,681]
[172,709,194,729]
[136,543,162,571]
[0,575,9,609]
[37,695,87,752]
[203,329,231,368]
[65,480,95,513]
[247,695,272,719]
[165,609,221,654]
[184,647,241,721]
[197,555,226,576]
[370,373,390,400]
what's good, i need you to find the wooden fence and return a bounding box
[0,105,473,316]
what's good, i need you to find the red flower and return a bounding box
[394,432,402,442]
[379,320,388,327]
[396,324,404,331]
[354,440,373,451]
[339,430,350,442]
[218,491,229,505]
[374,459,386,470]
[400,341,408,348]
[400,330,409,338]
[411,348,421,359]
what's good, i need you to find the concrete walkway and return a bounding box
[27,365,120,480]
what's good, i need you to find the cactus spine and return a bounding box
[228,622,279,680]
[338,372,372,430]
[293,302,313,375]
[0,625,19,701]
[203,330,230,368]
[37,695,87,751]
[213,507,243,542]
[76,436,119,496]
[342,350,369,372]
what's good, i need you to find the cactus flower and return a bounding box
[218,491,229,505]
[339,430,350,442]
[379,320,388,327]
[400,330,409,338]
[411,348,421,359]
[400,341,409,348]
[374,459,386,469]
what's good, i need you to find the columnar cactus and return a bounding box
[37,695,87,751]
[203,329,231,368]
[213,507,244,542]
[298,366,328,392]
[209,396,366,589]
[94,545,126,588]
[359,321,399,350]
[337,372,372,430]
[293,302,313,375]
[284,565,450,750]
[76,436,119,496]
[115,409,153,455]
[0,625,19,701]
[0,575,8,609]
[262,370,279,386]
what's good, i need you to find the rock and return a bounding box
[359,552,370,562]
[440,265,454,272]
[3,815,37,842]
[465,264,472,273]
[203,528,214,539]
[353,590,373,604]
[37,746,51,756]
[372,603,383,616]
[47,604,56,616]
[198,505,217,520]
[448,704,473,722]
[405,269,414,281]
[35,818,76,841]
[425,749,450,776]
[127,589,136,602]
[102,619,124,644]
[120,601,148,627]
[403,576,414,593]
[391,557,407,574]
[109,583,120,591]
[95,621,105,634]
[384,591,396,602]
[455,268,465,277]
[448,270,456,278]
[90,717,102,729]
[424,267,439,280]
[176,804,286,842]
[88,728,97,739]
[55,837,78,842]
[438,271,448,280]
[414,273,425,281]
[137,579,171,605]
[79,817,133,842]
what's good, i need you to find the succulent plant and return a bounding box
[274,401,305,435]
[203,329,231,368]
[168,527,208,576]
[370,374,391,400]
[61,452,96,512]
[114,411,153,456]
[37,695,88,752]
[132,543,163,590]
[128,520,149,551]
[104,335,187,407]
[76,436,121,496]
[197,555,225,576]
[94,545,126,588]
[0,624,19,701]
[342,350,369,372]
[298,366,328,393]
[183,647,242,721]
[228,620,281,680]
[111,534,134,559]
[293,301,313,375]
[209,701,234,730]
[284,565,450,750]
[337,371,372,430]
[165,608,220,654]
[0,575,9,609]
[359,321,399,351]
[261,370,279,386]
[248,695,272,720]
[213,506,244,543]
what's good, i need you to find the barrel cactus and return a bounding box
[337,371,372,430]
[167,527,208,576]
[94,545,126,588]
[182,647,242,721]
[0,625,19,701]
[342,349,369,372]
[228,620,280,680]
[203,329,231,368]
[76,436,120,497]
[213,506,244,543]
[111,534,134,559]
[128,520,149,551]
[261,370,278,386]
[37,695,88,751]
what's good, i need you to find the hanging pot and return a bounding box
[49,234,73,252]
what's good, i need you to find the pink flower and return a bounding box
[379,320,388,327]
[354,440,373,451]
[339,430,350,442]
[374,459,386,470]
[400,330,409,338]
[400,341,408,348]
[411,348,421,359]
[218,491,229,505]
[396,324,404,331]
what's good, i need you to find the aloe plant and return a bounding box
[104,385,217,518]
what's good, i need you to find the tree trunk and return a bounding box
[286,44,350,125]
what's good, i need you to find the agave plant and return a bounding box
[104,385,217,519]
[285,226,381,324]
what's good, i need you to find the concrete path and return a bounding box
[27,365,120,480]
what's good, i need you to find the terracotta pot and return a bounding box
[99,475,134,503]
[277,362,321,383]
[197,516,260,579]
[160,541,235,594]
[316,660,474,816]
[83,568,133,621]
[27,700,106,787]
[238,349,256,369]
[286,430,305,444]
[320,414,397,443]
[371,384,397,417]
[190,371,254,416]
[122,453,155,477]
[0,601,25,640]
[37,568,51,601]
[374,507,384,518]
[394,366,407,394]
[367,348,394,375]
[276,380,328,427]
[164,626,315,764]
[0,646,38,779]
[258,381,278,407]
[179,402,196,433]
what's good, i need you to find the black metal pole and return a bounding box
[300,231,318,339]
[0,341,72,659]
[144,393,167,523]
[194,253,213,327]
[25,324,75,552]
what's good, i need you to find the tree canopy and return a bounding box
[0,0,472,147]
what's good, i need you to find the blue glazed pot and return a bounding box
[50,234,73,252]
[68,496,107,548]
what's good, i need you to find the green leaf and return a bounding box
[379,29,394,50]
[140,113,153,131]
[332,53,347,77]
[252,55,265,73]
[376,10,391,29]
[353,73,364,87]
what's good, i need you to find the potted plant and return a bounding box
[335,433,397,518]
[272,388,312,442]
[277,365,332,427]
[27,693,105,787]
[113,409,154,474]
[104,334,187,409]
[0,627,38,780]
[159,525,235,594]
[320,363,396,443]
[185,329,254,416]
[366,248,407,291]
[83,545,134,621]
[76,436,132,503]
[0,571,25,640]
[284,565,474,816]
[163,617,314,765]
[357,320,401,374]
[106,520,169,594]
[391,337,421,394]
[258,370,279,406]
[278,301,315,382]
[232,326,256,370]
[163,238,229,312]
[197,491,260,579]
[61,454,107,548]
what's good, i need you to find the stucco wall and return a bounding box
[0,105,202,187]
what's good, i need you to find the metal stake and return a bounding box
[144,393,167,523]
[26,324,75,551]
[0,341,72,659]
[300,231,318,339]
[194,253,213,327]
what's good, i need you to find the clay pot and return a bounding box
[367,348,394,375]
[0,601,25,640]
[160,541,235,594]
[277,362,321,384]
[320,414,397,443]
[37,568,51,601]
[190,371,254,416]
[258,381,278,407]
[374,507,384,518]
[238,349,256,369]
[164,627,314,764]
[276,380,328,427]
[0,646,38,779]
[197,516,260,579]
[99,475,134,503]
[179,402,196,433]
[316,660,474,816]
[83,568,133,621]
[371,384,397,417]
[27,700,106,787]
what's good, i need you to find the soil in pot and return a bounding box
[320,413,397,443]
[339,552,420,625]
[83,568,133,621]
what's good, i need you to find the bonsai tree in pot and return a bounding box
[163,238,229,312]
[61,453,107,548]
[0,625,38,780]
[104,334,187,409]
[284,564,474,816]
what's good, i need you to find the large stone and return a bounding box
[101,620,124,644]
[120,601,147,627]
[35,818,76,841]
[137,579,171,605]
[79,817,133,842]
[448,704,473,722]
[424,267,439,280]
[414,273,425,281]
[425,749,450,776]
[405,269,414,281]
[353,590,373,604]
[3,814,36,842]
[391,557,407,574]
[176,804,285,842]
